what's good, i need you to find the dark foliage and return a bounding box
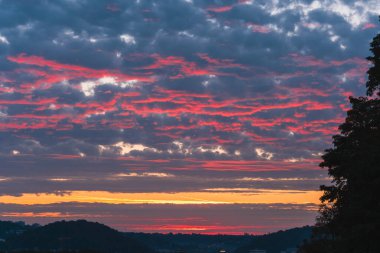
[1,220,313,253]
[299,18,380,253]
[366,21,380,96]
[0,251,102,253]
[234,226,312,253]
[2,220,155,253]
[0,221,34,239]
[128,232,253,253]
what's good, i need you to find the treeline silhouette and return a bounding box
[0,220,155,253]
[299,17,380,253]
[235,227,312,253]
[0,220,312,253]
[0,251,102,253]
[127,232,252,253]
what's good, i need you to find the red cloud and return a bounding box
[207,5,234,13]
[0,97,57,105]
[140,54,215,79]
[7,54,154,92]
[247,23,271,33]
[136,53,248,79]
[200,160,319,172]
[362,23,377,30]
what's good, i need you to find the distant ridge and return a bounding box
[235,226,312,253]
[127,226,312,253]
[0,220,312,253]
[1,220,155,253]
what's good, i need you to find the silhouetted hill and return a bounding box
[0,220,35,240]
[127,232,253,253]
[3,220,155,253]
[0,220,312,253]
[235,226,312,253]
[127,227,312,253]
[0,251,101,253]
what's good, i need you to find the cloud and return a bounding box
[113,172,174,178]
[255,148,274,160]
[11,150,20,155]
[0,202,318,234]
[80,77,138,97]
[197,145,229,155]
[0,0,376,233]
[0,34,9,44]
[119,34,136,45]
[98,142,161,155]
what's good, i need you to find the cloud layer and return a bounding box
[0,0,378,234]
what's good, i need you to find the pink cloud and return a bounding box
[362,23,377,30]
[207,5,234,13]
[247,23,271,33]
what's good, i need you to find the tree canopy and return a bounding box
[299,19,380,253]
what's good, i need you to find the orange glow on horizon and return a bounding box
[0,189,321,205]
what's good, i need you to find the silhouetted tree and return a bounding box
[299,18,380,253]
[366,25,380,96]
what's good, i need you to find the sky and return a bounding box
[0,0,379,235]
